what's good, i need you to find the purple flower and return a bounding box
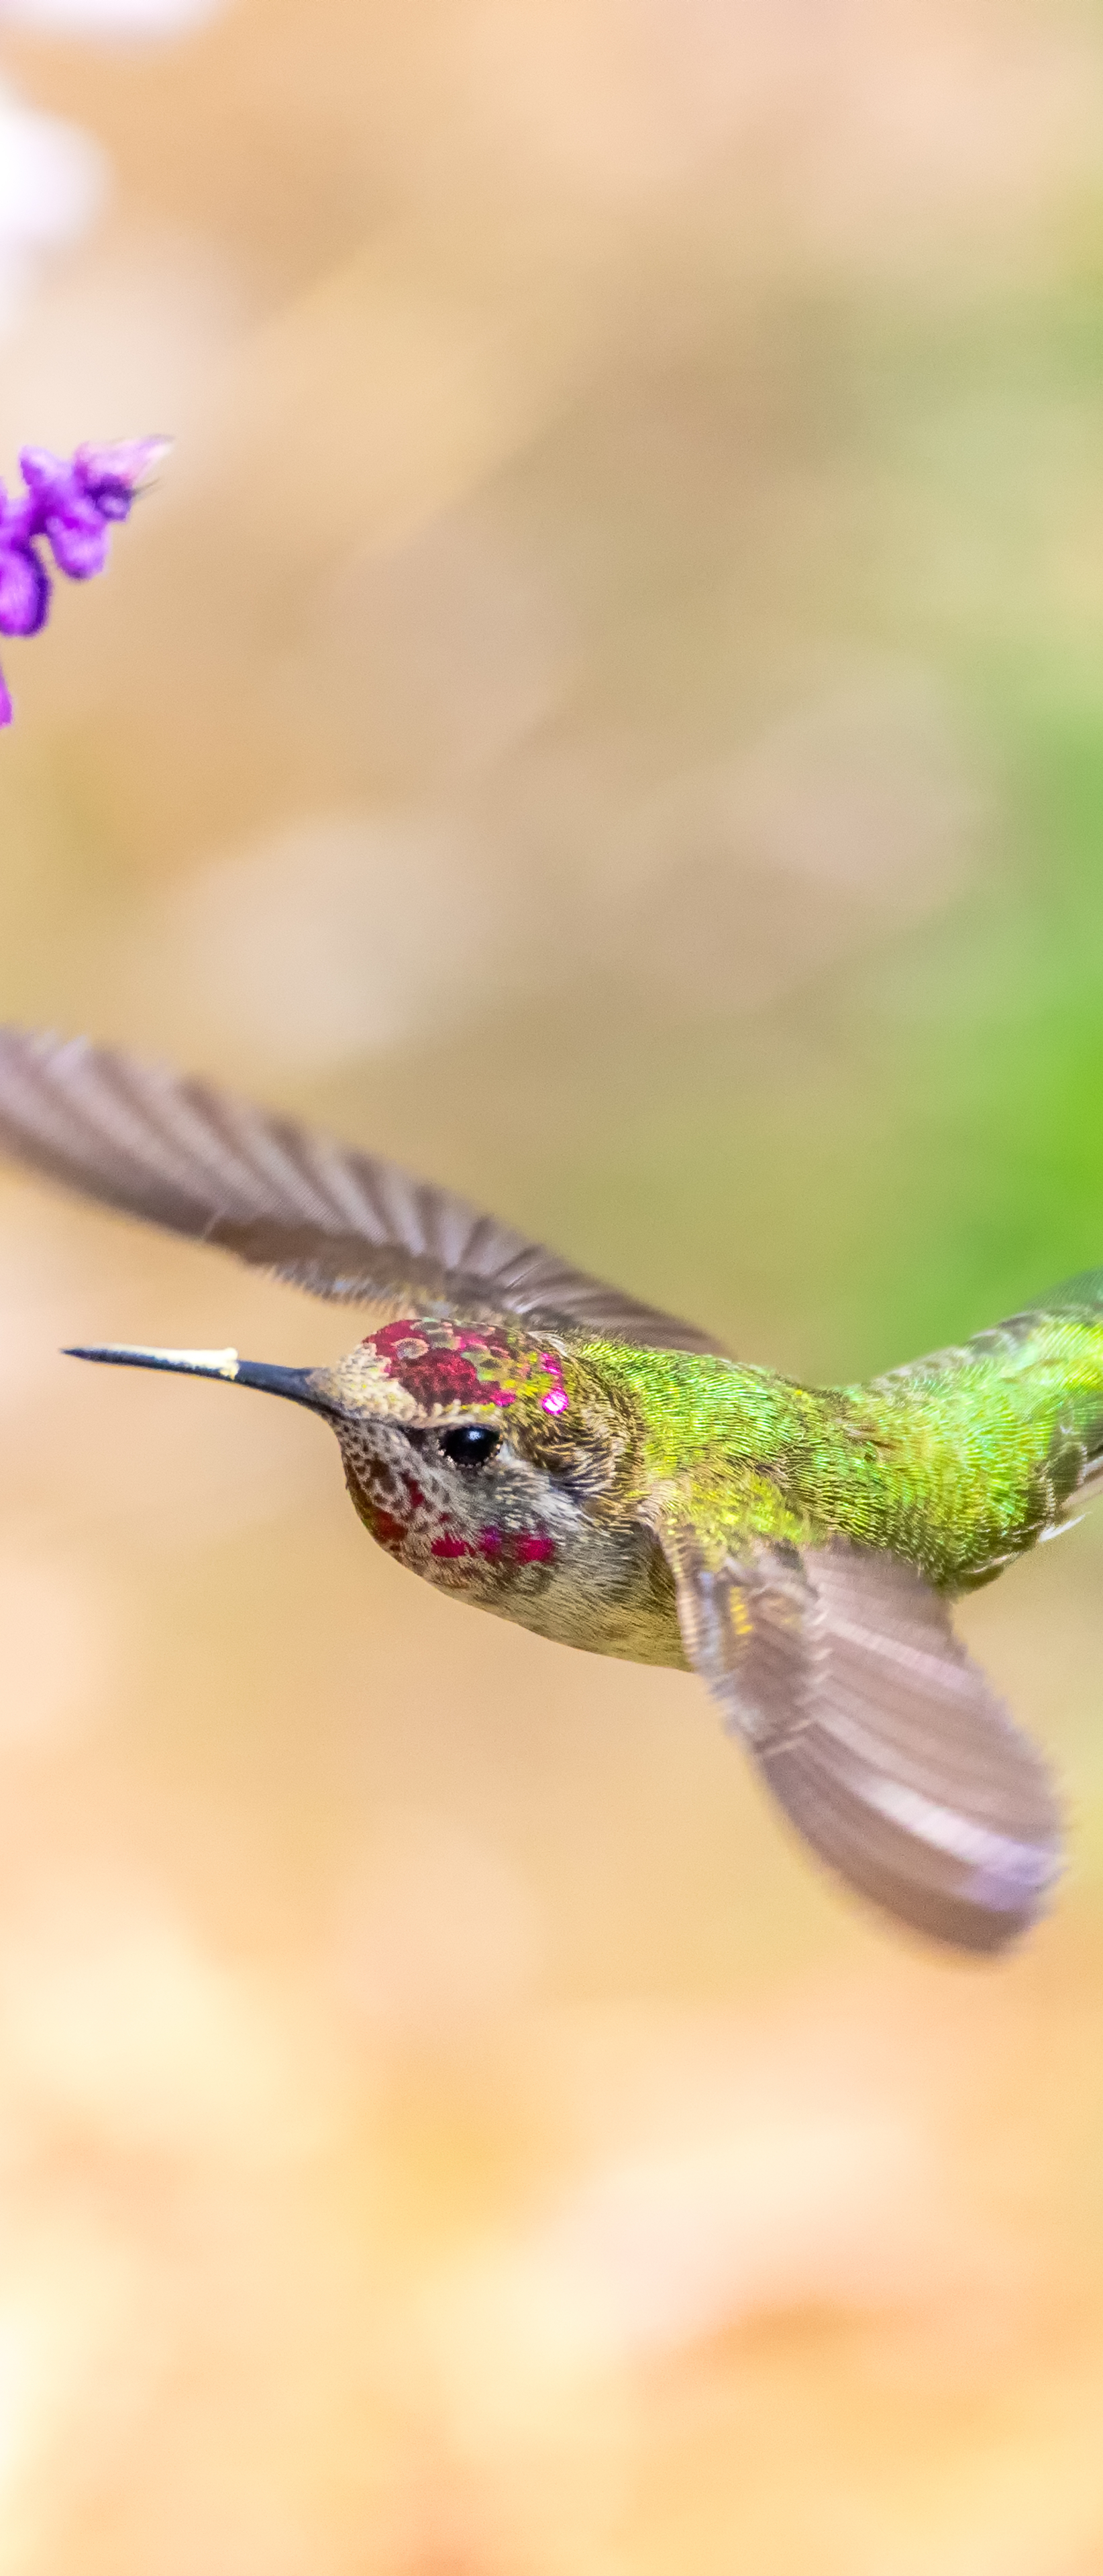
[0,535,50,637]
[76,440,169,520]
[0,434,170,729]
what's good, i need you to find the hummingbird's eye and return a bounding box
[439,1424,501,1469]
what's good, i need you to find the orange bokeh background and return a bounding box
[2,5,1103,2569]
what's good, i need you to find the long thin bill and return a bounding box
[63,1344,329,1410]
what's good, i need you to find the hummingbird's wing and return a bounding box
[663,1528,1061,1952]
[0,1028,725,1354]
[876,1265,1103,1393]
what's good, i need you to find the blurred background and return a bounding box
[1,1,1103,2568]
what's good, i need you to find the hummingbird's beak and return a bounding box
[63,1344,336,1415]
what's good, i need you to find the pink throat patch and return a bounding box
[430,1527,556,1566]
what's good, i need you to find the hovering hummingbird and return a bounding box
[0,1028,1092,1955]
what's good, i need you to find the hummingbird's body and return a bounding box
[0,1026,1094,1956]
[335,1309,1103,1658]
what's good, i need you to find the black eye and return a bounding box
[439,1424,501,1468]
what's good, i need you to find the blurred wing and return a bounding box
[663,1528,1061,1952]
[974,1263,1103,1330]
[873,1267,1103,1517]
[878,1263,1103,1381]
[0,1028,725,1352]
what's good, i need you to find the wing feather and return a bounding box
[0,1028,725,1353]
[664,1529,1061,1952]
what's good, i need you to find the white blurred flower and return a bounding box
[2,0,226,28]
[0,0,236,339]
[0,78,107,340]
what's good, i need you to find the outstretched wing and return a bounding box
[663,1527,1061,1952]
[876,1261,1103,1382]
[0,1028,725,1354]
[971,1260,1103,1333]
[871,1265,1103,1521]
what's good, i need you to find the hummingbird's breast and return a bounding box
[487,1512,688,1668]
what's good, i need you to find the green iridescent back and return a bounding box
[585,1260,1103,1597]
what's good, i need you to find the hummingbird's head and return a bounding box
[67,1313,664,1648]
[318,1316,647,1621]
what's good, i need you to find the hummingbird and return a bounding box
[0,1027,1091,1957]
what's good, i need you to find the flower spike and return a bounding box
[0,435,170,728]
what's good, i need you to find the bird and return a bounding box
[0,1028,1092,1957]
